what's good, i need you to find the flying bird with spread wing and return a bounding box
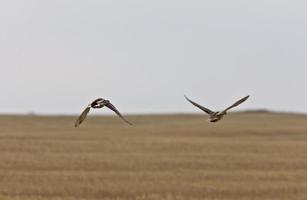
[184,95,250,122]
[75,98,132,127]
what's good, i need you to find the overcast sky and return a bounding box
[1,0,307,115]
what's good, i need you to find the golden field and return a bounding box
[0,112,307,200]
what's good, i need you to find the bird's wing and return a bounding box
[184,95,214,115]
[221,95,250,114]
[105,102,133,125]
[74,106,91,127]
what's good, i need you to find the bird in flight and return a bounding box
[184,95,250,122]
[75,98,132,127]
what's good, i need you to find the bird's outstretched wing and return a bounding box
[184,95,214,115]
[105,102,133,125]
[221,95,250,114]
[75,106,91,127]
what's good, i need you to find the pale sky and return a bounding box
[1,0,307,115]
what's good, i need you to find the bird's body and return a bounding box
[185,95,250,122]
[90,98,109,108]
[208,112,224,122]
[75,98,132,127]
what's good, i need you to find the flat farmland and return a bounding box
[0,112,307,200]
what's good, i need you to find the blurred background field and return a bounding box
[0,112,307,200]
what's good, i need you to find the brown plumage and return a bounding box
[75,98,132,127]
[185,95,250,122]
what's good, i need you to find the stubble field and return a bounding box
[0,112,307,200]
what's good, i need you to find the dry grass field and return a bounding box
[0,112,307,200]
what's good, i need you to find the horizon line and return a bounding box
[0,109,306,117]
